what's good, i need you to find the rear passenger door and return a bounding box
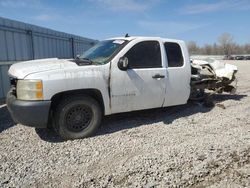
[110,40,166,113]
[163,42,191,107]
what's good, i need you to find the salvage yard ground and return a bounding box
[0,61,250,187]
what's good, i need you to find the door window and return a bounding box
[125,41,162,68]
[164,42,184,67]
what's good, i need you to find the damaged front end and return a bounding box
[190,59,238,100]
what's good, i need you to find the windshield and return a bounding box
[79,39,128,64]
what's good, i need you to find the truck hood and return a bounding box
[8,58,79,79]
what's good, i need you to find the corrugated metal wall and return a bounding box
[0,17,97,101]
[0,16,97,61]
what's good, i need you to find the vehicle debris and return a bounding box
[216,103,226,109]
[190,59,238,101]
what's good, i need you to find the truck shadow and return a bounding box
[96,94,247,137]
[35,127,64,143]
[0,105,15,133]
[34,93,247,143]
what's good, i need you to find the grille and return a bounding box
[10,77,17,96]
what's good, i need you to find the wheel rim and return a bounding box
[65,105,93,132]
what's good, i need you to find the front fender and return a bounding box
[25,64,112,115]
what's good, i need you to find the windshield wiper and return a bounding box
[75,57,94,65]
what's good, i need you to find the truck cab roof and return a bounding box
[108,36,184,44]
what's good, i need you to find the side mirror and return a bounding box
[76,54,80,59]
[118,57,129,71]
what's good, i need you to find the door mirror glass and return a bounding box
[118,57,129,71]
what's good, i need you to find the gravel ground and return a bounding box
[0,61,250,188]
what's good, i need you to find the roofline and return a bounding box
[106,36,184,43]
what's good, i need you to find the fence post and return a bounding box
[26,30,34,60]
[70,37,75,58]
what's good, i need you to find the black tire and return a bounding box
[54,95,102,140]
[189,89,205,101]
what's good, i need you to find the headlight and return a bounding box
[16,80,43,100]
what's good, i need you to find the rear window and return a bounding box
[164,42,184,67]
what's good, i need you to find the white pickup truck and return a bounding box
[6,36,237,139]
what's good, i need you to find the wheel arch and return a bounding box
[50,89,105,114]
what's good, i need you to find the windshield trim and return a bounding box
[104,40,130,64]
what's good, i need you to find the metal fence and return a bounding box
[0,17,97,101]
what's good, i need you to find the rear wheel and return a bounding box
[54,95,102,140]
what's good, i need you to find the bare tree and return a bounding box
[188,33,250,55]
[243,44,250,54]
[203,44,213,55]
[212,43,220,55]
[218,33,234,56]
[187,41,199,55]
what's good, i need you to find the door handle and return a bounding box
[152,74,165,79]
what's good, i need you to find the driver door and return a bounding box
[110,40,166,114]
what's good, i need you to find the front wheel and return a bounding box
[54,95,102,140]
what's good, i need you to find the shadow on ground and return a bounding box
[35,128,64,143]
[34,93,247,143]
[0,105,15,133]
[96,94,248,136]
[213,93,247,102]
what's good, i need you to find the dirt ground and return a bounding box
[0,60,249,187]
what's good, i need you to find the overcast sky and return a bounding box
[0,0,250,45]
